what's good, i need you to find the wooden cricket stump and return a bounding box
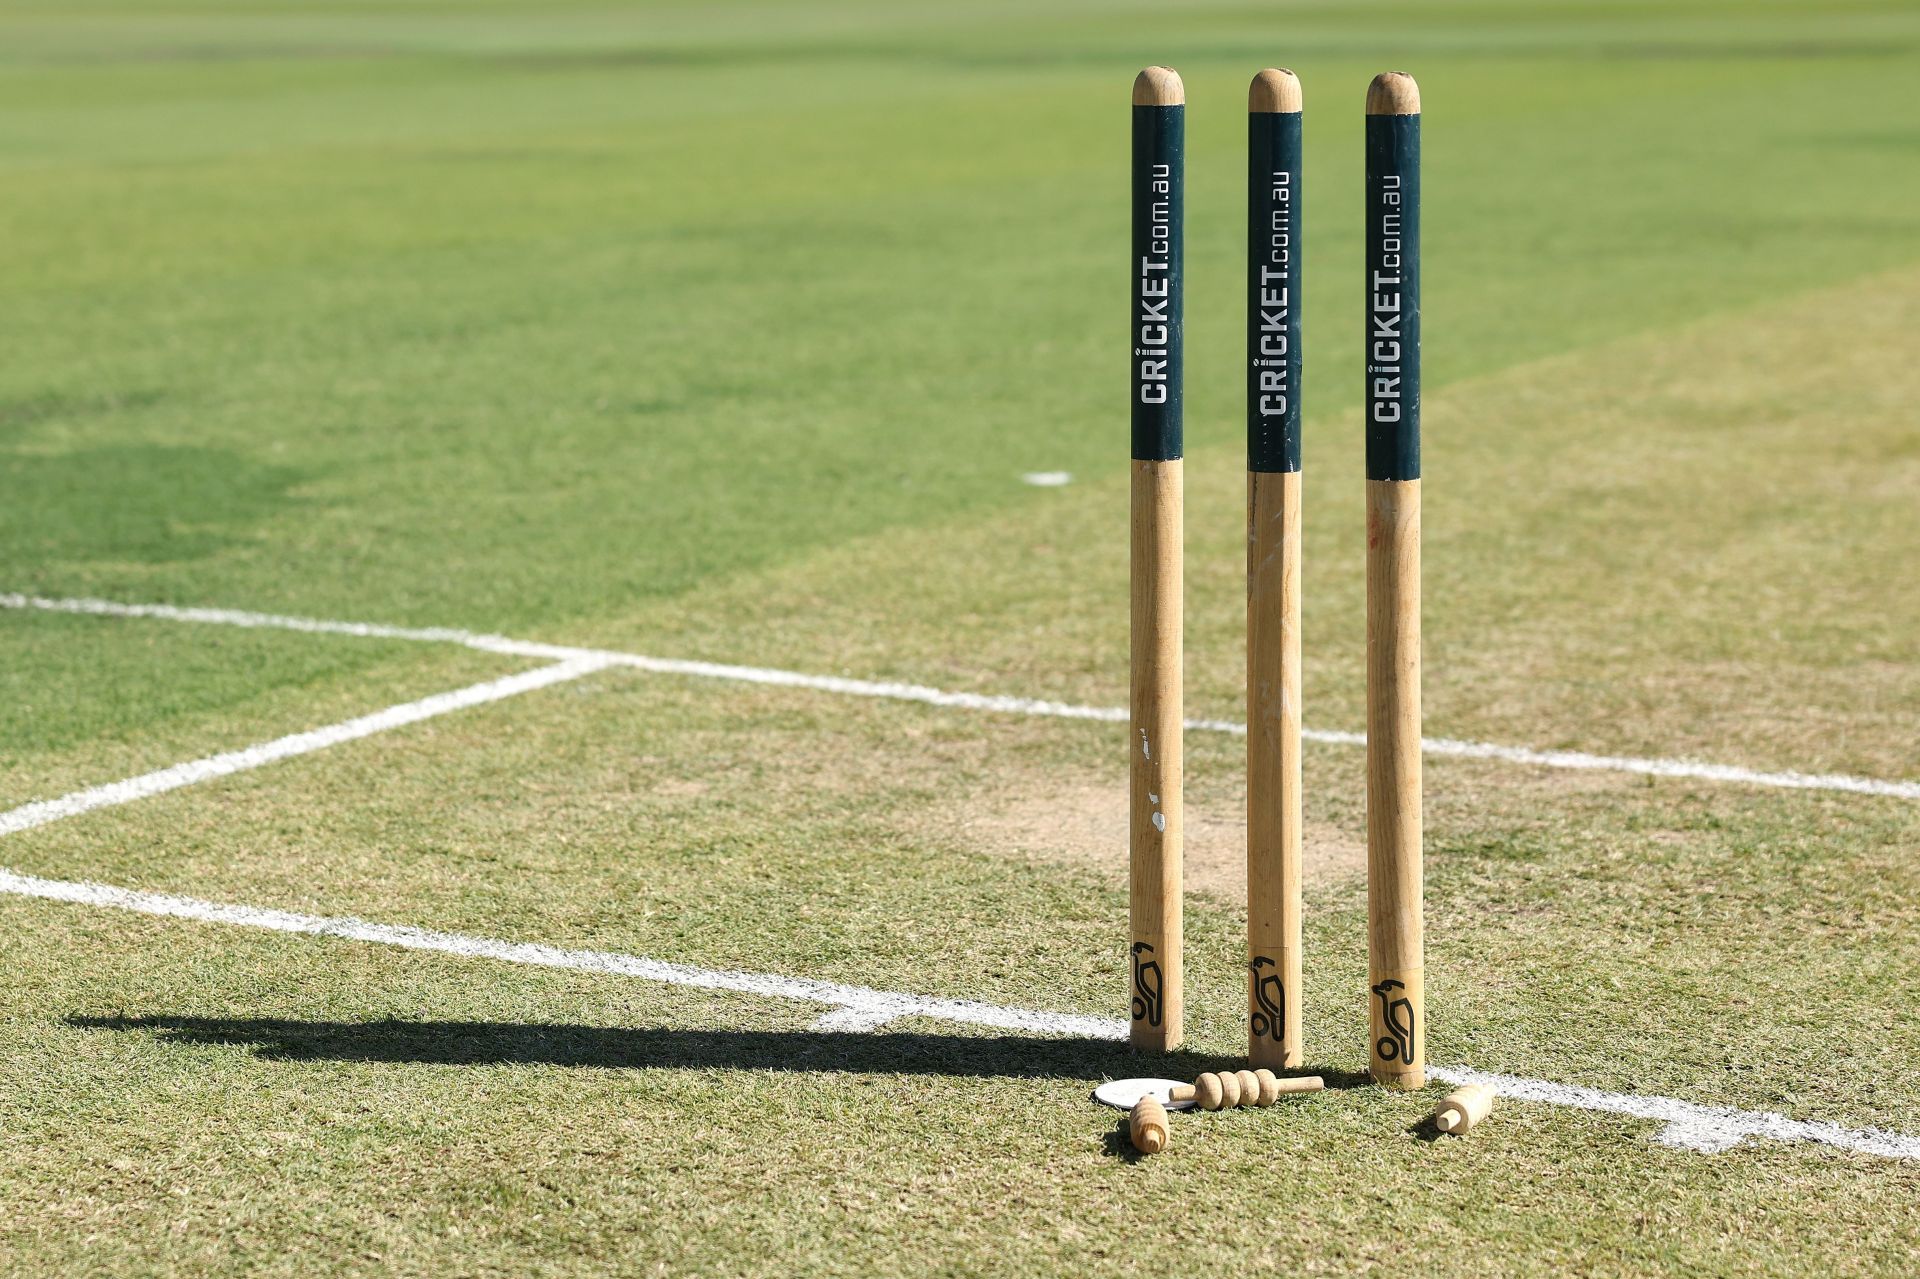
[1364,71,1424,1090]
[1246,67,1304,1071]
[1129,66,1184,1052]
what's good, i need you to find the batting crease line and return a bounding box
[0,868,1124,1040]
[4,593,1915,801]
[1430,1066,1920,1161]
[1,866,1914,1163]
[0,658,615,839]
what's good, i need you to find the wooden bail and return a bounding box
[1433,1084,1496,1135]
[1129,1096,1170,1153]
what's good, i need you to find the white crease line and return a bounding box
[1431,1066,1920,1161]
[4,592,1916,801]
[0,592,533,652]
[0,658,614,839]
[811,1006,925,1033]
[0,867,1125,1041]
[1400,736,1920,800]
[1,865,1913,1162]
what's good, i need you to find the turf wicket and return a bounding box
[1363,71,1424,1089]
[1129,65,1184,1053]
[1246,68,1304,1071]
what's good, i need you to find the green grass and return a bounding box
[2,0,1918,1274]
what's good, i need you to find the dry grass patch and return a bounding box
[936,774,1365,902]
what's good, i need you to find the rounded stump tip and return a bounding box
[1366,71,1420,115]
[1249,68,1302,113]
[1133,66,1185,107]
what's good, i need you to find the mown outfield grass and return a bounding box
[2,1,1918,1275]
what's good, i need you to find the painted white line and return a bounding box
[4,592,1916,801]
[0,592,571,662]
[811,1006,916,1033]
[0,658,613,839]
[0,867,1126,1040]
[1020,471,1073,487]
[1402,736,1920,800]
[1431,1066,1920,1161]
[1,865,1912,1162]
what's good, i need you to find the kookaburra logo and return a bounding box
[1131,942,1164,1028]
[1249,955,1285,1042]
[1372,979,1415,1065]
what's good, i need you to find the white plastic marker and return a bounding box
[5,592,1912,801]
[1093,1078,1197,1112]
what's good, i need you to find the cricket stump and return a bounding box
[1364,71,1424,1089]
[1129,65,1184,1053]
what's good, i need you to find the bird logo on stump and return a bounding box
[1372,978,1415,1065]
[1249,955,1285,1042]
[1131,941,1164,1028]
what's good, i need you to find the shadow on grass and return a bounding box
[69,1014,1227,1081]
[70,1015,1372,1089]
[70,1016,1371,1162]
[1101,1119,1149,1164]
